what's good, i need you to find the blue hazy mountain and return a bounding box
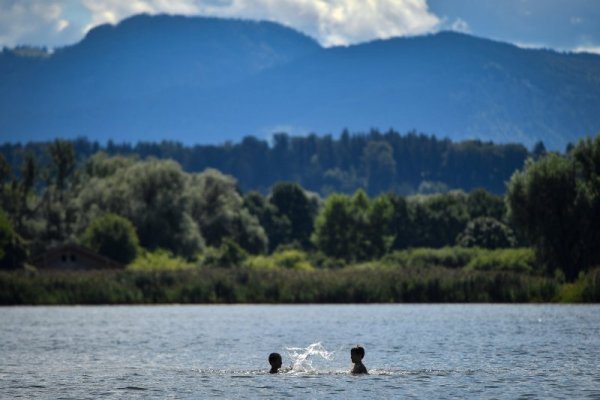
[1,14,599,149]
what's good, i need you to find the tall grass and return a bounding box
[2,247,593,305]
[0,266,559,305]
[382,247,537,273]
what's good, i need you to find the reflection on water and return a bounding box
[1,305,599,399]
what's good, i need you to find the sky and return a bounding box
[0,0,599,53]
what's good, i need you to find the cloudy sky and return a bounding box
[1,0,599,53]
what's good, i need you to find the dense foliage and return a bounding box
[456,217,517,249]
[0,211,28,269]
[0,136,517,264]
[1,133,599,301]
[0,130,529,196]
[506,135,600,281]
[80,213,140,264]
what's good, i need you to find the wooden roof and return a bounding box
[31,243,124,270]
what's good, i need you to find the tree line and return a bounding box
[0,146,511,260]
[1,133,598,283]
[0,129,536,196]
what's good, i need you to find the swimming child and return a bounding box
[268,352,283,373]
[350,345,368,375]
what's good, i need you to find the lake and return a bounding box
[1,305,598,399]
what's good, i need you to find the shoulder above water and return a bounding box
[351,363,368,375]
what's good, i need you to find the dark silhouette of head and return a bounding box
[351,345,365,363]
[269,352,282,373]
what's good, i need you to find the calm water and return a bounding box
[1,305,599,399]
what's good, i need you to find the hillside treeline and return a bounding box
[0,129,535,196]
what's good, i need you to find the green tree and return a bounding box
[0,211,11,262]
[0,211,28,269]
[312,193,354,260]
[80,213,140,264]
[409,192,470,247]
[0,155,10,186]
[467,188,506,221]
[48,139,75,194]
[84,152,137,178]
[387,193,413,250]
[456,217,517,249]
[571,136,600,269]
[347,189,371,260]
[244,191,290,252]
[201,238,248,268]
[188,169,267,254]
[312,190,393,261]
[366,194,394,258]
[13,153,37,232]
[362,141,396,195]
[37,142,79,246]
[77,158,204,258]
[270,182,318,248]
[507,154,582,280]
[532,141,547,160]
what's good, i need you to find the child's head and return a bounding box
[269,352,282,370]
[350,346,365,363]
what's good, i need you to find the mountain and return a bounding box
[1,14,599,149]
[0,14,321,142]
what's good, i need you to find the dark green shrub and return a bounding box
[81,213,140,264]
[0,211,28,269]
[456,217,517,249]
[200,239,248,268]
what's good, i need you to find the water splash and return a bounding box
[286,342,334,373]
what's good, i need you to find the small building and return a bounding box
[31,243,124,271]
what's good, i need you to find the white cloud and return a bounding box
[198,0,441,46]
[56,19,70,32]
[573,46,600,55]
[514,41,547,50]
[80,0,201,33]
[0,0,441,48]
[450,18,469,33]
[0,1,70,47]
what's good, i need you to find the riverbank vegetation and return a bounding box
[1,246,598,304]
[1,262,598,305]
[1,132,599,303]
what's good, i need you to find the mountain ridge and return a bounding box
[1,14,599,149]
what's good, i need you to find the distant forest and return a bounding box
[0,129,540,196]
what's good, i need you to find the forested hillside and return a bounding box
[1,14,599,148]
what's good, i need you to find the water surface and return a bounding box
[1,305,598,399]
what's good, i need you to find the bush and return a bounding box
[128,249,194,271]
[465,248,536,273]
[245,249,314,271]
[581,268,600,302]
[383,247,536,273]
[456,217,517,249]
[383,247,474,269]
[81,213,140,264]
[199,239,248,268]
[554,267,600,302]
